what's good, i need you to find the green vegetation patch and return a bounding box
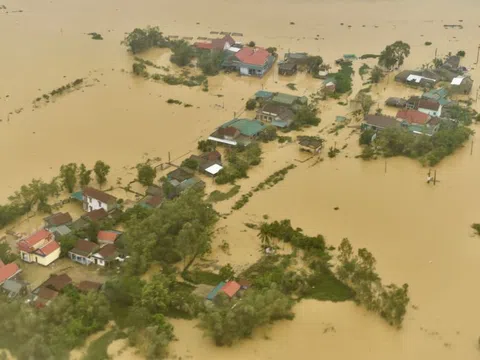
[182,270,223,286]
[82,330,126,360]
[207,185,241,202]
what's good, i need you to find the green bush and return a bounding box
[245,99,257,110]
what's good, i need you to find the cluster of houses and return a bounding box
[395,55,473,95]
[194,35,276,77]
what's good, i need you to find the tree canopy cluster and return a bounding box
[360,123,473,166]
[197,50,225,76]
[378,41,411,70]
[292,105,321,128]
[333,63,354,94]
[122,26,170,54]
[170,40,195,67]
[336,239,410,327]
[215,143,262,185]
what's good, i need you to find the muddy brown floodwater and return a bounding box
[2,0,480,359]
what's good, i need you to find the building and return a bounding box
[34,286,59,307]
[284,52,310,65]
[42,273,72,292]
[416,99,442,117]
[44,212,72,231]
[91,244,118,267]
[167,167,195,183]
[385,97,407,108]
[2,279,28,298]
[83,208,110,222]
[297,136,324,153]
[278,62,297,76]
[443,55,461,70]
[17,229,60,266]
[194,35,235,51]
[256,103,295,128]
[422,88,451,106]
[221,281,241,298]
[223,47,275,77]
[450,76,473,95]
[69,239,100,265]
[97,230,122,245]
[82,187,117,212]
[0,260,21,285]
[208,118,266,146]
[363,115,402,131]
[396,109,431,125]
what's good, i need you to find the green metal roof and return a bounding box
[423,88,450,105]
[221,118,266,137]
[207,281,226,300]
[254,90,273,99]
[272,93,307,106]
[71,191,83,201]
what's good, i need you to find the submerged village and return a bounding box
[0,25,479,360]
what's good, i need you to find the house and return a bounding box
[422,88,451,106]
[77,280,103,293]
[97,230,122,245]
[416,99,442,117]
[0,261,21,285]
[385,97,407,108]
[69,239,100,265]
[450,76,473,95]
[396,109,430,125]
[194,35,235,51]
[34,286,59,307]
[237,279,251,290]
[395,70,436,88]
[256,103,295,128]
[318,70,329,79]
[443,55,461,70]
[82,187,117,212]
[206,281,226,301]
[140,194,164,209]
[223,47,275,77]
[221,281,241,298]
[44,212,72,230]
[17,229,60,266]
[323,78,337,93]
[271,92,308,108]
[42,273,72,292]
[91,244,118,267]
[2,279,28,298]
[167,167,195,183]
[208,118,266,146]
[52,224,72,238]
[297,136,324,153]
[284,52,310,65]
[363,115,402,131]
[83,208,109,222]
[278,61,297,76]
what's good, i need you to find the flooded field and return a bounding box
[2,0,480,359]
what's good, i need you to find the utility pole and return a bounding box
[471,139,474,155]
[384,159,387,174]
[476,45,480,65]
[435,48,438,59]
[433,170,437,186]
[168,152,171,164]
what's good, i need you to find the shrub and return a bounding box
[245,99,257,110]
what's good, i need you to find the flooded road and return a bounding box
[2,0,480,359]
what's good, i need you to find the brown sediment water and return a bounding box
[1,0,480,359]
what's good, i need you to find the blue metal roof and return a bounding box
[207,281,226,300]
[71,191,83,201]
[254,90,273,99]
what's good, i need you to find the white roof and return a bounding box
[406,74,436,84]
[451,76,464,85]
[208,136,237,146]
[205,164,223,175]
[228,46,241,53]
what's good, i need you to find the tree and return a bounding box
[57,234,78,257]
[370,66,385,83]
[197,140,216,152]
[432,58,443,68]
[59,163,77,193]
[93,160,110,187]
[181,158,199,171]
[359,128,376,146]
[78,164,92,187]
[133,62,147,76]
[199,286,294,346]
[248,41,256,47]
[8,179,60,214]
[197,50,225,76]
[85,220,100,243]
[266,47,277,55]
[258,125,277,142]
[245,99,257,110]
[219,264,235,281]
[356,92,374,115]
[258,222,273,248]
[137,163,157,186]
[170,40,195,67]
[293,105,320,128]
[122,26,168,54]
[378,41,411,70]
[457,50,466,57]
[307,56,323,74]
[0,242,17,263]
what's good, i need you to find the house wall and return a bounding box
[418,105,442,117]
[69,252,94,265]
[83,196,109,212]
[20,251,33,263]
[34,247,60,266]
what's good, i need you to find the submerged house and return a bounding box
[297,136,324,153]
[278,62,297,76]
[82,187,117,213]
[208,118,266,146]
[362,115,402,131]
[17,229,60,266]
[223,47,275,77]
[450,76,473,95]
[185,151,223,177]
[194,35,235,51]
[69,239,100,265]
[385,97,407,108]
[422,88,451,106]
[396,109,440,136]
[44,212,72,232]
[256,103,295,128]
[166,167,205,196]
[206,281,242,301]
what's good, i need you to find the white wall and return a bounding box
[34,247,60,266]
[418,105,442,117]
[84,196,108,212]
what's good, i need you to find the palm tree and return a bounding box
[257,223,272,249]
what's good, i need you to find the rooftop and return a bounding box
[35,240,60,257]
[0,262,21,284]
[83,187,117,204]
[167,167,195,183]
[42,273,72,291]
[364,115,401,129]
[37,287,59,301]
[235,47,270,66]
[254,90,273,99]
[96,244,117,259]
[397,109,430,125]
[297,136,324,149]
[83,208,109,222]
[220,118,266,137]
[272,92,307,106]
[417,99,441,111]
[97,230,121,243]
[44,212,72,227]
[221,281,241,298]
[207,281,226,300]
[18,229,53,252]
[77,280,103,292]
[70,239,99,257]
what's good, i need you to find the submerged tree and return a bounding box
[122,26,168,54]
[378,41,411,70]
[136,163,157,186]
[59,163,77,193]
[170,40,195,67]
[370,66,385,83]
[78,163,92,187]
[93,160,110,187]
[197,50,225,76]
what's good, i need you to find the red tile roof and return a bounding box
[83,187,117,204]
[0,263,20,284]
[194,42,213,50]
[35,241,60,256]
[17,229,53,252]
[211,35,235,50]
[0,260,4,267]
[97,231,119,243]
[235,47,270,66]
[221,281,241,298]
[396,109,430,125]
